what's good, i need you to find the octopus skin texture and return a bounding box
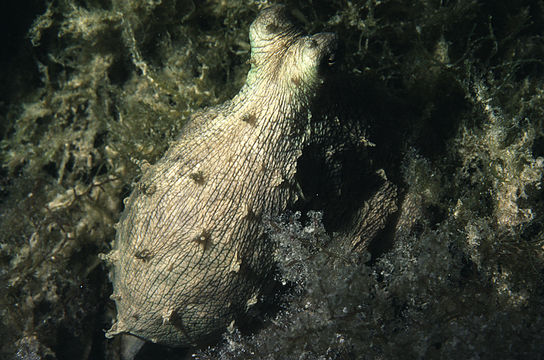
[104,5,338,347]
[104,4,396,350]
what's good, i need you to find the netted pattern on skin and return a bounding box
[106,5,338,346]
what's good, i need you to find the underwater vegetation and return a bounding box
[1,0,543,359]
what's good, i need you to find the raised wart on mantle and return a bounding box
[104,4,338,347]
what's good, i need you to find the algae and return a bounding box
[1,0,543,359]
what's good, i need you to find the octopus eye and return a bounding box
[307,39,318,49]
[265,22,282,34]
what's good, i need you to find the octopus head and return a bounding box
[248,5,338,94]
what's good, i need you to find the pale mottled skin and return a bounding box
[105,5,338,347]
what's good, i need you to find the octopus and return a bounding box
[103,4,397,355]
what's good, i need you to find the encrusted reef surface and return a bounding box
[1,1,544,359]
